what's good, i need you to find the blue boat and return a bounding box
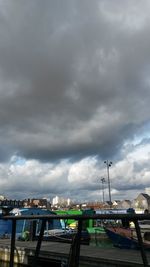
[0,207,62,240]
[105,227,139,249]
[12,207,63,240]
[0,207,90,244]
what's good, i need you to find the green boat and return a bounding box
[55,209,95,230]
[55,209,110,246]
[55,209,106,234]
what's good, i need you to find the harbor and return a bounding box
[0,212,148,266]
[0,201,149,266]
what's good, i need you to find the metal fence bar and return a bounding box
[68,219,82,267]
[31,218,46,267]
[9,219,16,267]
[134,219,149,267]
[3,213,150,221]
[74,219,82,267]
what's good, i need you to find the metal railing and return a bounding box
[1,213,150,267]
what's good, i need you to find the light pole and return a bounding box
[101,177,106,203]
[104,160,112,206]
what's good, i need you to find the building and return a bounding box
[23,198,50,209]
[52,196,71,208]
[117,200,131,209]
[112,200,121,208]
[133,193,150,211]
[0,199,24,208]
[52,196,59,206]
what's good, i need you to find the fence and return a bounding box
[2,212,150,267]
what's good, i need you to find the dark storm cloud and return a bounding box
[112,179,146,192]
[0,0,150,165]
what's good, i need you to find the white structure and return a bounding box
[52,196,71,207]
[52,196,59,206]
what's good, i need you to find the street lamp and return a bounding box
[104,160,112,206]
[101,177,106,203]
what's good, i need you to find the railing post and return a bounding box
[9,219,16,267]
[32,219,46,267]
[134,219,149,267]
[68,219,82,267]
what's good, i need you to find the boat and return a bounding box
[10,207,66,241]
[105,227,138,249]
[55,209,95,243]
[105,226,150,250]
[0,207,90,244]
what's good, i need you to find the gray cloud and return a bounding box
[0,1,149,200]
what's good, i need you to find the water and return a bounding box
[90,237,113,248]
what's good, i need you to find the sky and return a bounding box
[0,0,150,202]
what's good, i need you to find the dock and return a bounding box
[0,239,149,266]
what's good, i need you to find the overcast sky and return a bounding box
[0,0,150,202]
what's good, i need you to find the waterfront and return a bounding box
[0,211,150,267]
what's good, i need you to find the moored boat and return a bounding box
[105,225,150,250]
[105,227,138,249]
[0,207,90,244]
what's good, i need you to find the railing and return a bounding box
[2,213,150,267]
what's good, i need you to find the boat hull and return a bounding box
[105,227,139,249]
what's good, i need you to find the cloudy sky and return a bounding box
[0,0,150,202]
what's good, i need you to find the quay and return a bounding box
[0,239,149,266]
